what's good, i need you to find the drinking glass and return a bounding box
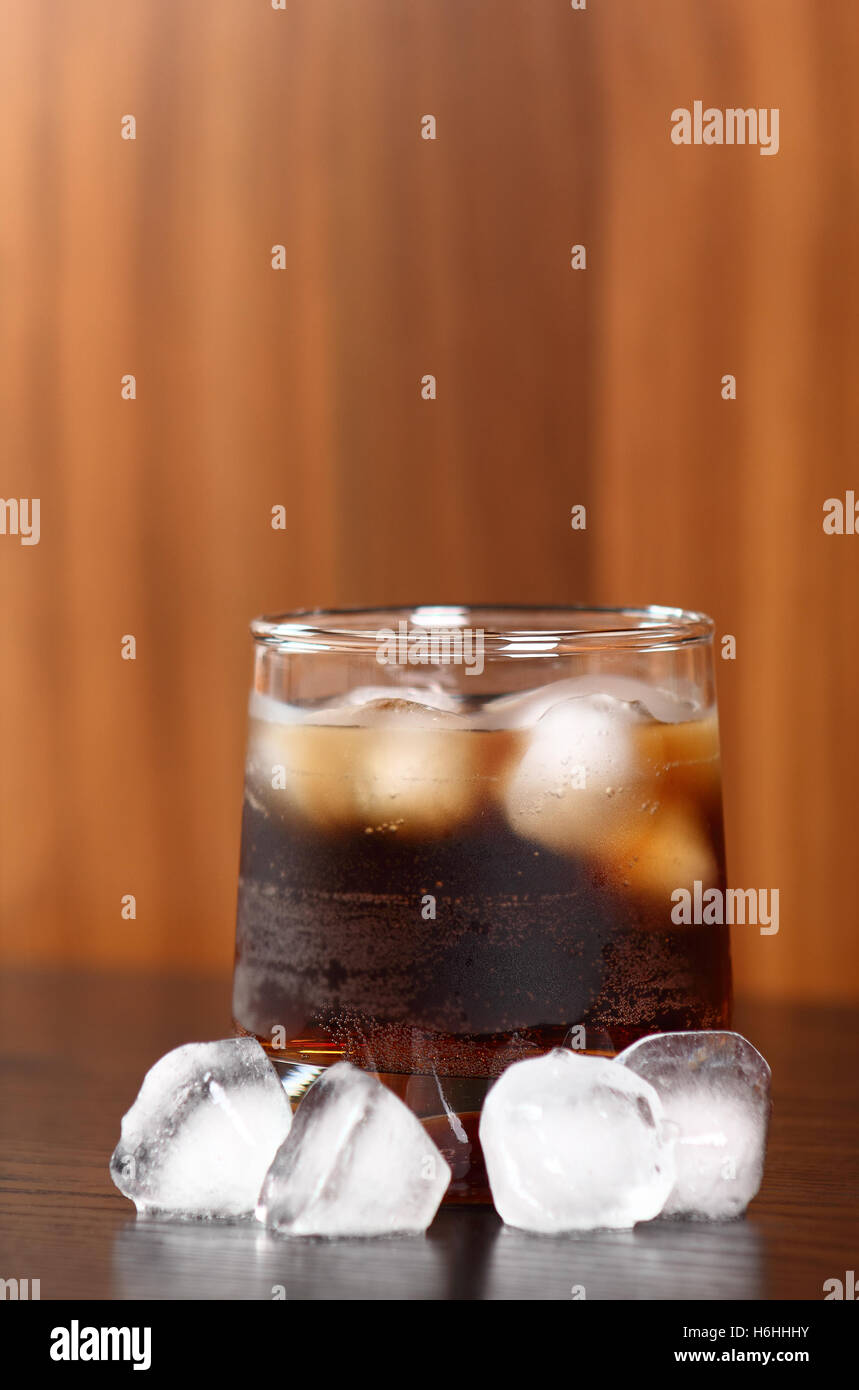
[232,605,731,1200]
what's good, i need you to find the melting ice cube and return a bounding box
[499,693,642,855]
[249,696,516,839]
[256,1061,451,1236]
[479,1049,676,1232]
[110,1038,293,1220]
[616,1030,771,1220]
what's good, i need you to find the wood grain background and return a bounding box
[0,0,856,1001]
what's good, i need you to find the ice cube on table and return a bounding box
[256,1061,451,1237]
[110,1039,293,1220]
[616,1031,771,1220]
[479,1049,676,1233]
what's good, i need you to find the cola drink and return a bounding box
[231,607,731,1199]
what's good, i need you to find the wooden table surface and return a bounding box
[1,969,856,1301]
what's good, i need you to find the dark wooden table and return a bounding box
[1,969,856,1301]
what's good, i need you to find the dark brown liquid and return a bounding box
[232,717,731,1200]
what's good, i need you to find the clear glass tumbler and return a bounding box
[232,605,731,1200]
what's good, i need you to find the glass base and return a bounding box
[269,1058,493,1203]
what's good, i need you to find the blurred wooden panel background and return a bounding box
[0,0,856,1000]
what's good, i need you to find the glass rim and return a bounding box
[249,604,715,655]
